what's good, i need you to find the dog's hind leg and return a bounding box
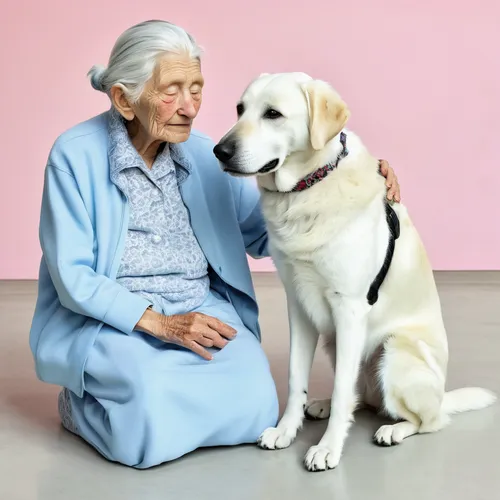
[305,399,331,420]
[304,336,336,421]
[373,420,419,446]
[374,335,448,447]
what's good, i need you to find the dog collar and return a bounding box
[285,132,349,193]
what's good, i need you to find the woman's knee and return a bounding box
[236,353,280,434]
[105,412,190,468]
[254,367,280,428]
[96,384,192,468]
[79,331,279,466]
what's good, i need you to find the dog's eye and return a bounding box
[263,108,283,120]
[236,103,245,117]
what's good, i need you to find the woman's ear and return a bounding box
[110,85,135,121]
[301,80,350,150]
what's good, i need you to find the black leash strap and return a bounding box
[366,203,400,305]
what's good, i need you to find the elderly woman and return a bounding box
[29,20,401,469]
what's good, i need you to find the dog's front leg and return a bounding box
[258,291,319,450]
[304,297,367,471]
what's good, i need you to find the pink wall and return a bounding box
[1,1,499,278]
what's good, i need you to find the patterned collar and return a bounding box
[107,107,192,184]
[276,132,349,193]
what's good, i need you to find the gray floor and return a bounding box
[1,273,499,500]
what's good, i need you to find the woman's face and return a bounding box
[118,54,204,144]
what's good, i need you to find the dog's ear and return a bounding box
[301,80,350,151]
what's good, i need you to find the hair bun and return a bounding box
[87,65,107,92]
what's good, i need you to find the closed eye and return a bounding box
[263,108,283,120]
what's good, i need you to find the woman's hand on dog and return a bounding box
[379,159,401,203]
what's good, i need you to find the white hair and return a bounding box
[88,20,203,102]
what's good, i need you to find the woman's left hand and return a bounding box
[379,159,401,203]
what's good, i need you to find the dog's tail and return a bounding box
[442,387,496,415]
[416,340,496,416]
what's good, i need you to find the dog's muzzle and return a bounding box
[213,140,245,175]
[214,140,279,176]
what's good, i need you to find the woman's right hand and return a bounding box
[135,308,237,360]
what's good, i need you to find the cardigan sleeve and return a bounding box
[234,177,270,259]
[39,164,151,333]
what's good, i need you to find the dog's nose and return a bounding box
[213,141,237,162]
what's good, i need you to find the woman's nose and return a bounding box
[180,93,198,118]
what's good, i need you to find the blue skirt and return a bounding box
[63,290,279,468]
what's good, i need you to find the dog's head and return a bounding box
[213,72,350,177]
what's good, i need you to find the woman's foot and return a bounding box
[58,388,79,436]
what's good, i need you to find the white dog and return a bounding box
[213,72,496,472]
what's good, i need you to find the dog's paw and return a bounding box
[304,398,331,420]
[373,422,416,447]
[258,426,296,450]
[304,445,340,472]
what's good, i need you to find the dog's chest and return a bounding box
[264,195,389,297]
[263,201,351,259]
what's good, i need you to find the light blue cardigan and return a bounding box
[29,111,269,398]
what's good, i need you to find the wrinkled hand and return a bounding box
[136,309,236,360]
[379,159,401,202]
